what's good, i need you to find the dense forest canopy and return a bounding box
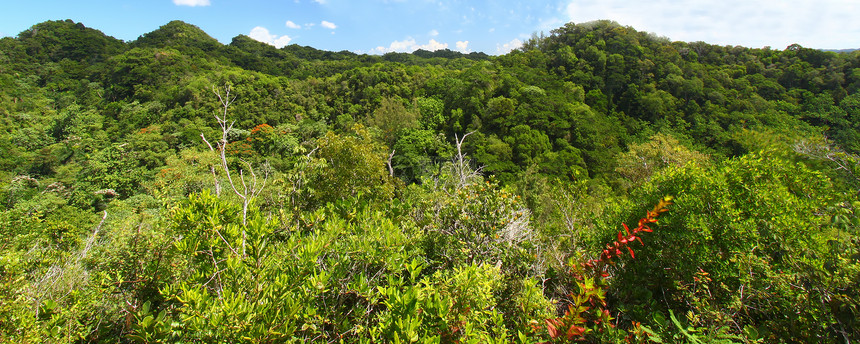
[1,19,859,342]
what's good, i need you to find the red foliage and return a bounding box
[139,125,159,134]
[583,196,672,272]
[543,196,672,342]
[225,141,256,159]
[249,123,273,135]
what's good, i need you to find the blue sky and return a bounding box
[1,0,858,55]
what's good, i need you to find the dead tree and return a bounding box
[200,84,268,256]
[452,130,482,188]
[387,149,396,178]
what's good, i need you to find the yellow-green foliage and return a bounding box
[307,124,395,206]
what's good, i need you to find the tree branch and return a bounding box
[387,149,396,178]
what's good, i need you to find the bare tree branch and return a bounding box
[81,210,108,259]
[203,84,270,257]
[306,146,319,158]
[387,149,396,178]
[200,133,221,196]
[452,130,480,188]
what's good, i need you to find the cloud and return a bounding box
[272,36,293,47]
[497,38,522,54]
[429,29,439,36]
[321,21,337,29]
[173,0,210,6]
[371,38,450,54]
[421,39,447,51]
[249,26,292,48]
[286,20,301,29]
[562,0,860,49]
[313,0,327,4]
[385,38,417,53]
[456,40,470,52]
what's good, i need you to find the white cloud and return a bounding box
[429,29,439,36]
[563,0,860,49]
[388,38,416,52]
[421,39,448,51]
[497,38,522,54]
[286,20,301,29]
[456,40,470,52]
[321,21,337,29]
[313,0,327,4]
[371,38,450,54]
[273,36,293,47]
[173,0,210,6]
[249,26,292,48]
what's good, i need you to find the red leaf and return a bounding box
[628,246,635,258]
[567,326,586,340]
[546,319,560,338]
[623,223,631,236]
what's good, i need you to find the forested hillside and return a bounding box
[1,19,859,342]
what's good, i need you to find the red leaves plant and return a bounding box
[543,196,672,342]
[583,196,672,272]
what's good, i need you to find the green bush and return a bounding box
[610,151,859,342]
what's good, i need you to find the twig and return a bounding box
[81,210,107,259]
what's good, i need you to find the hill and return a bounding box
[0,19,858,342]
[15,19,125,63]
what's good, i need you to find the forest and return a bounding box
[0,18,859,342]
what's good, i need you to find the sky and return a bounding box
[1,0,858,55]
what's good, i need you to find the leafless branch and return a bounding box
[81,210,107,259]
[452,130,481,188]
[200,133,221,195]
[387,149,396,178]
[214,227,240,257]
[203,84,271,257]
[306,146,320,158]
[200,133,215,151]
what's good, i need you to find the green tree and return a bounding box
[615,133,709,188]
[504,124,551,166]
[391,128,452,183]
[368,96,419,146]
[307,125,395,206]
